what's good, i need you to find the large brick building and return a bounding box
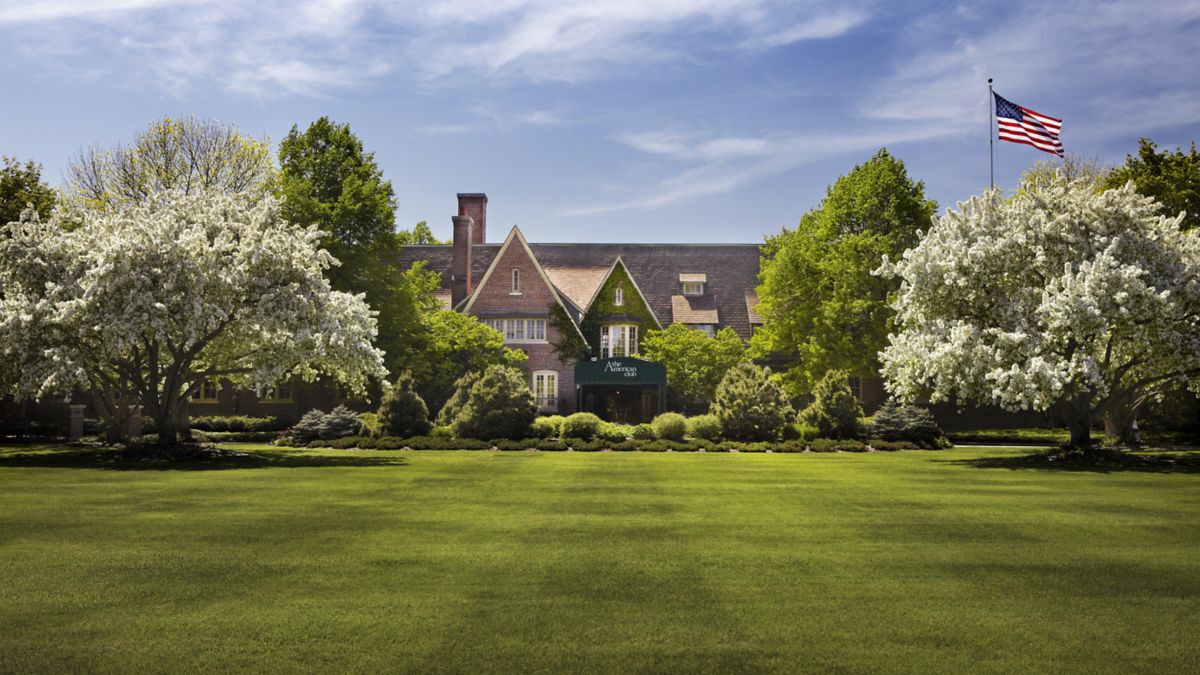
[393,193,841,423]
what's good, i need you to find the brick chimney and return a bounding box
[451,214,474,308]
[457,193,487,244]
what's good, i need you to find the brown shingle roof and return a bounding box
[394,239,763,338]
[745,292,763,324]
[541,265,610,312]
[671,294,719,324]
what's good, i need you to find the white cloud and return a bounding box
[746,9,869,49]
[0,0,191,23]
[568,124,953,215]
[863,0,1200,143]
[0,0,873,95]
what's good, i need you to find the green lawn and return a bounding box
[1,445,1197,673]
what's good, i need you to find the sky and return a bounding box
[1,0,1198,243]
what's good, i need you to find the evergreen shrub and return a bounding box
[190,415,280,432]
[631,423,656,440]
[561,412,603,440]
[652,412,687,441]
[685,414,721,441]
[436,371,481,426]
[377,371,432,438]
[868,399,943,447]
[710,362,794,441]
[798,370,866,439]
[451,365,537,440]
[357,412,379,437]
[531,415,566,439]
[596,422,633,442]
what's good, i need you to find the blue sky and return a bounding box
[1,0,1198,243]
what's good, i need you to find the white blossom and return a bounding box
[0,190,387,440]
[878,173,1200,442]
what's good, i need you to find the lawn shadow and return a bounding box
[0,446,408,471]
[945,449,1200,474]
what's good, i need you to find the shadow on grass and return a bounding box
[0,446,408,471]
[947,449,1200,474]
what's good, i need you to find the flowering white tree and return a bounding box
[879,174,1200,448]
[0,190,387,446]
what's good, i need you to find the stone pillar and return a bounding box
[128,406,143,439]
[68,404,86,442]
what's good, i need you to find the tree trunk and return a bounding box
[1059,394,1094,450]
[175,407,191,440]
[1102,392,1139,446]
[1067,418,1092,449]
[155,410,178,447]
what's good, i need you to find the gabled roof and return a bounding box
[458,227,588,342]
[583,257,663,329]
[394,241,763,338]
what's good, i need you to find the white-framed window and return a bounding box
[484,318,548,343]
[614,287,624,306]
[533,371,558,411]
[600,324,639,358]
[681,281,704,296]
[193,378,220,402]
[848,375,862,401]
[262,382,293,403]
[689,324,715,337]
[511,269,521,294]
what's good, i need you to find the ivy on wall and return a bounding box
[578,261,659,355]
[549,302,589,362]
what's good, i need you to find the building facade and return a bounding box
[395,193,786,423]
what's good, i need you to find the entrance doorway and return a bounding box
[581,385,661,424]
[574,357,667,424]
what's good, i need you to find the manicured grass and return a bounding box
[1,445,1198,673]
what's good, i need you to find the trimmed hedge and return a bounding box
[631,423,656,440]
[685,414,721,441]
[190,415,281,432]
[652,412,687,442]
[531,415,566,439]
[294,434,931,453]
[561,412,603,440]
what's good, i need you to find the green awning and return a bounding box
[574,357,666,386]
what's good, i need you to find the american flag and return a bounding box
[993,92,1063,157]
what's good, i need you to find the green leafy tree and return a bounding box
[1020,153,1110,193]
[397,310,528,416]
[710,362,795,441]
[451,365,537,440]
[641,324,746,407]
[65,116,273,213]
[798,370,866,439]
[1,157,56,226]
[277,117,440,375]
[1105,138,1200,230]
[377,371,432,438]
[753,148,936,395]
[396,221,447,245]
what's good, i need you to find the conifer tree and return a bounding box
[710,362,794,441]
[451,365,537,440]
[798,370,865,439]
[377,371,431,438]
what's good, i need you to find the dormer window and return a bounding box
[614,287,624,306]
[511,268,521,294]
[679,273,706,296]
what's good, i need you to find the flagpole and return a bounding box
[988,78,994,189]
